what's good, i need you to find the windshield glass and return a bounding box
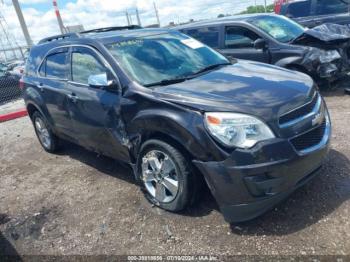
[249,15,305,43]
[105,32,229,86]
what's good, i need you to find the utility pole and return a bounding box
[264,0,267,12]
[53,0,66,34]
[153,1,160,27]
[12,0,33,47]
[129,13,133,25]
[136,8,142,27]
[125,11,131,26]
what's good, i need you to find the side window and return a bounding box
[185,27,219,48]
[315,0,349,15]
[225,27,259,49]
[71,52,107,85]
[45,52,68,79]
[285,1,311,18]
[38,61,46,77]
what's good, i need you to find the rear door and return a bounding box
[66,46,129,161]
[220,26,270,63]
[37,48,74,137]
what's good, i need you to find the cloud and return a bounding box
[0,0,274,47]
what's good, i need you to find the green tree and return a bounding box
[240,4,274,14]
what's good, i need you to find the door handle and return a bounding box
[67,93,78,103]
[37,83,44,92]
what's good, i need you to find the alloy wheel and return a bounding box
[34,117,51,149]
[141,150,179,203]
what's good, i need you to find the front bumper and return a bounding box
[318,62,349,81]
[193,115,331,223]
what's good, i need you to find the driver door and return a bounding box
[66,46,129,162]
[220,26,270,63]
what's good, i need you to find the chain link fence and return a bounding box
[0,66,23,106]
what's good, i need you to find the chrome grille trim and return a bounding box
[279,93,322,129]
[293,112,331,156]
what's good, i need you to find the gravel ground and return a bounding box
[0,90,349,257]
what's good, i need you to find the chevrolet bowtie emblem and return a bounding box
[312,112,324,126]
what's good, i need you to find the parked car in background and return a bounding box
[0,62,7,71]
[6,60,25,75]
[177,14,350,86]
[278,0,350,28]
[6,60,23,71]
[0,69,21,104]
[23,27,331,223]
[10,61,25,77]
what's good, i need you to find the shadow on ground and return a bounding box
[58,141,349,235]
[321,76,350,97]
[0,214,21,259]
[59,141,137,186]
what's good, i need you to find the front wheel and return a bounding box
[137,139,195,212]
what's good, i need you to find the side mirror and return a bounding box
[254,38,267,50]
[88,73,119,92]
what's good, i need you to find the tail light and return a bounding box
[19,78,24,90]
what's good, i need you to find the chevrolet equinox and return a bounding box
[22,27,331,223]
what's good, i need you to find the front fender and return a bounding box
[274,56,304,68]
[127,108,228,162]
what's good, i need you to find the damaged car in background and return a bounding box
[178,14,350,87]
[23,27,331,223]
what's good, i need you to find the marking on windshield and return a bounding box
[181,38,204,49]
[109,39,144,48]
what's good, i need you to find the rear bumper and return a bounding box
[193,116,331,223]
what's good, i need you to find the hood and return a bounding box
[153,60,315,122]
[293,23,350,46]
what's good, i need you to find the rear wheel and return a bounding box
[32,111,60,153]
[137,139,195,212]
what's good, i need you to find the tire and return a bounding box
[137,139,195,212]
[31,111,60,153]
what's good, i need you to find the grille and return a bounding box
[279,92,318,126]
[290,119,326,151]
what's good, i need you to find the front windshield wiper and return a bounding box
[289,31,306,43]
[190,62,231,76]
[144,77,189,87]
[144,62,231,87]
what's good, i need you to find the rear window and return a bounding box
[184,27,219,48]
[40,52,68,79]
[282,1,311,18]
[315,0,349,15]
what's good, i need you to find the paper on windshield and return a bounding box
[181,38,205,49]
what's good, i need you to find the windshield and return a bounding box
[249,15,305,43]
[105,32,229,86]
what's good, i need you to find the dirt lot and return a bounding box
[0,90,350,257]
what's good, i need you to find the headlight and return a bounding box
[204,112,275,149]
[319,50,341,63]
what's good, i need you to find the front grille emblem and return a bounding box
[312,112,324,126]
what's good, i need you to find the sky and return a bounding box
[0,0,274,47]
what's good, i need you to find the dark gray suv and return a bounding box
[23,27,331,223]
[177,14,350,85]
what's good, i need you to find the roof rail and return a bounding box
[38,33,80,44]
[81,25,142,34]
